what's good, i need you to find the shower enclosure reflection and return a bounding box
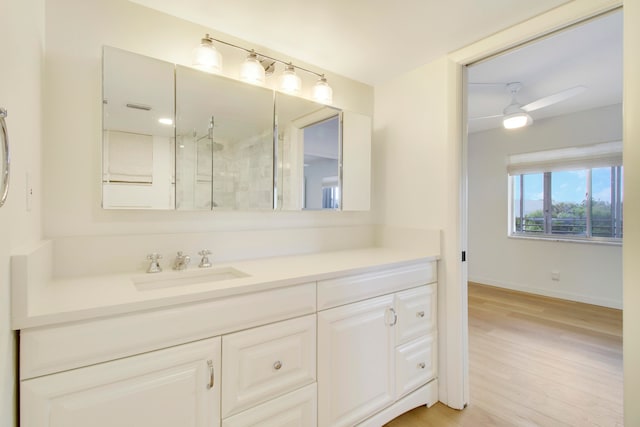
[175,65,274,210]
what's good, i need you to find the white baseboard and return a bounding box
[468,276,622,309]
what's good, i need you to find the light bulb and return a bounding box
[503,112,532,129]
[312,75,333,104]
[240,51,266,85]
[192,34,222,74]
[279,64,301,94]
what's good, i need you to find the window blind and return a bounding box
[507,141,622,175]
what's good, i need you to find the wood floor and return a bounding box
[385,282,623,427]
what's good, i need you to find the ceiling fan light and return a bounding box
[240,50,266,85]
[192,34,222,74]
[503,112,532,129]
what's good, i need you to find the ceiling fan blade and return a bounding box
[469,114,503,121]
[521,85,587,112]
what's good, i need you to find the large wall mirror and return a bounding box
[102,47,175,209]
[275,93,342,210]
[102,47,371,211]
[175,66,274,210]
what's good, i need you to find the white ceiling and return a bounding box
[468,10,623,133]
[129,0,570,85]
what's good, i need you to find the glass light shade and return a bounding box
[192,36,222,74]
[279,64,301,94]
[503,112,532,129]
[240,52,266,85]
[312,76,333,104]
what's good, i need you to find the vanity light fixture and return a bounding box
[158,117,173,126]
[193,34,333,103]
[240,50,266,85]
[312,75,333,104]
[192,34,223,74]
[279,63,302,94]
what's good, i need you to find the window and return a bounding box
[509,142,623,242]
[511,166,623,240]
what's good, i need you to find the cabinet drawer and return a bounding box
[222,383,317,427]
[20,283,315,380]
[395,285,436,345]
[222,315,316,418]
[395,335,437,399]
[318,261,436,310]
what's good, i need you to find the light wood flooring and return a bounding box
[385,282,623,427]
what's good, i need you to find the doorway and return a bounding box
[462,8,623,422]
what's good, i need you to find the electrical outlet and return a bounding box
[551,270,560,281]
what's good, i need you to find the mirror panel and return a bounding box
[276,93,342,210]
[175,66,275,210]
[102,47,175,209]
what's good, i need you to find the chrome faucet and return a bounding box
[198,249,212,268]
[146,253,162,273]
[173,251,191,270]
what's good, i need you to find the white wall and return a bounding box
[374,56,466,408]
[43,0,374,240]
[623,1,640,424]
[468,104,623,308]
[0,1,44,425]
[374,0,627,414]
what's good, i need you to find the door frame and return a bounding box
[442,0,622,409]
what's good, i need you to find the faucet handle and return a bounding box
[146,253,162,273]
[147,253,162,261]
[198,249,212,268]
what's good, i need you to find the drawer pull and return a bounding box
[416,311,425,318]
[386,308,398,326]
[273,360,283,370]
[207,360,215,389]
[417,362,426,369]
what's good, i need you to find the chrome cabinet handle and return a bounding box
[273,360,283,370]
[386,308,398,326]
[417,362,426,369]
[416,311,425,318]
[0,108,9,208]
[207,360,214,389]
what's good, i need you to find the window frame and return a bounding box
[509,165,623,244]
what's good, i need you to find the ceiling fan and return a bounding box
[470,82,587,129]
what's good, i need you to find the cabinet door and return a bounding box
[21,337,221,427]
[395,285,436,345]
[318,294,395,427]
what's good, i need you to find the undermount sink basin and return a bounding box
[132,267,250,291]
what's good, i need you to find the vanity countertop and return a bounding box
[12,246,438,330]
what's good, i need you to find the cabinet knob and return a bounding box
[273,360,283,370]
[417,362,426,369]
[416,311,425,318]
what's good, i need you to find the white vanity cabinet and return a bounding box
[17,254,438,427]
[21,337,221,427]
[317,263,438,427]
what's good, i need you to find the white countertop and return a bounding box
[13,247,438,330]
